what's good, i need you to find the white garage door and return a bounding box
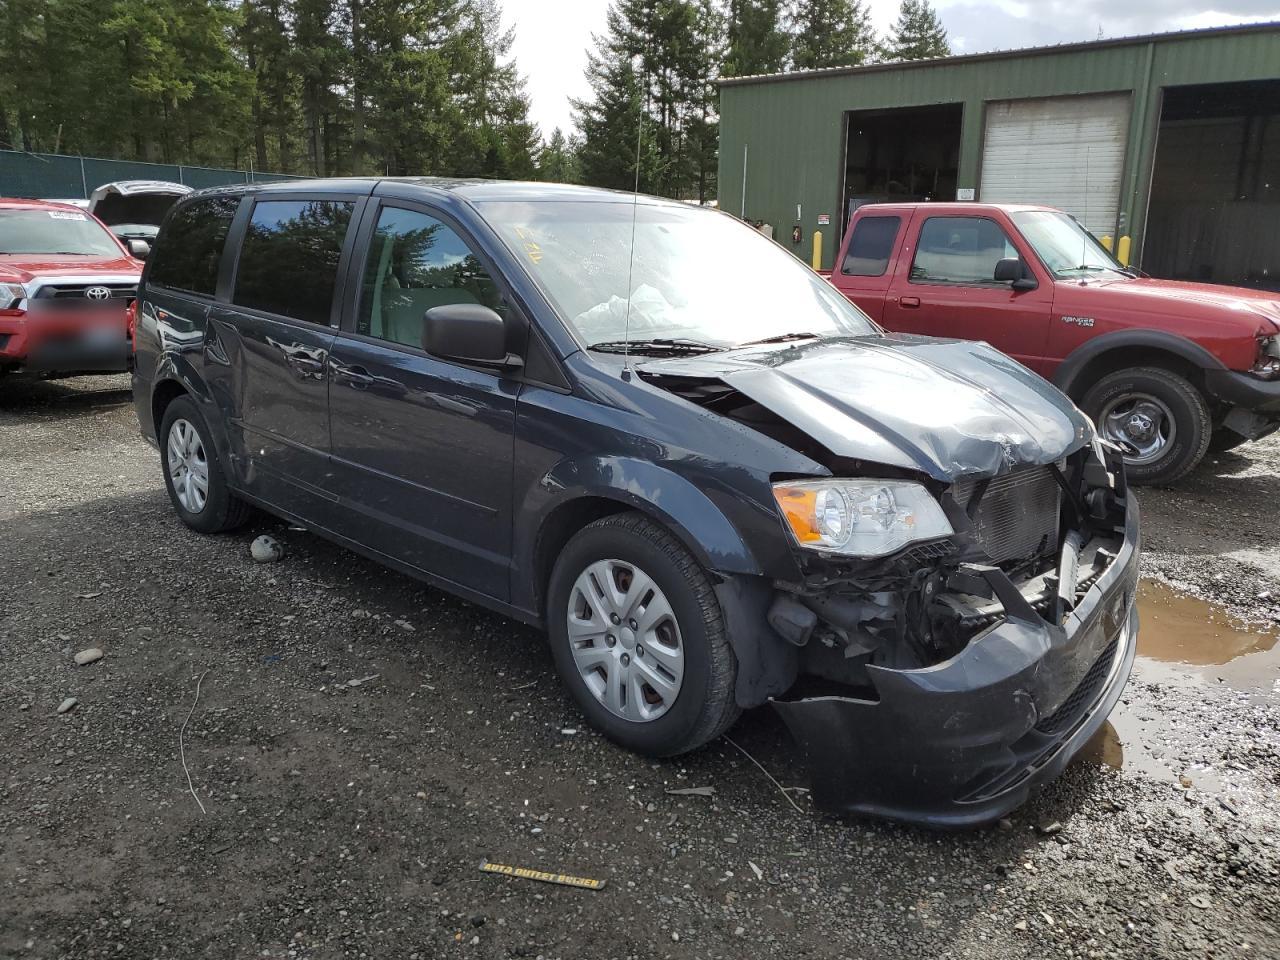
[979,93,1131,238]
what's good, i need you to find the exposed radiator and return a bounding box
[952,466,1062,564]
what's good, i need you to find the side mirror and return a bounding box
[422,303,521,369]
[994,257,1036,291]
[128,239,150,260]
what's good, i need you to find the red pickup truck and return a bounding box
[826,202,1280,484]
[0,198,144,381]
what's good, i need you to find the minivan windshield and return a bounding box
[0,208,123,257]
[1012,210,1128,279]
[479,200,878,351]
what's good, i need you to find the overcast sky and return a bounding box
[504,1,1280,138]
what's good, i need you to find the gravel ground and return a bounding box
[2,374,1278,960]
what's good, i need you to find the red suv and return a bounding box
[827,203,1280,484]
[0,198,144,380]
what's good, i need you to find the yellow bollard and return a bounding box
[1116,235,1131,266]
[1100,235,1114,252]
[811,230,823,271]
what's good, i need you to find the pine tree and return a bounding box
[292,0,349,176]
[359,0,462,176]
[574,0,719,200]
[882,0,950,61]
[241,0,297,172]
[0,0,547,184]
[573,54,660,192]
[451,0,540,179]
[536,128,581,183]
[724,0,789,77]
[789,0,876,71]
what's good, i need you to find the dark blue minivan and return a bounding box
[132,178,1140,827]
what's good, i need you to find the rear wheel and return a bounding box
[1081,366,1211,485]
[159,395,251,534]
[547,513,740,756]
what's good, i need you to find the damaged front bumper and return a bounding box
[772,492,1140,829]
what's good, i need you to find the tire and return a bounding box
[1208,429,1250,454]
[158,395,251,534]
[1081,366,1211,486]
[546,512,740,757]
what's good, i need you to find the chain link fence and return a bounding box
[0,149,307,199]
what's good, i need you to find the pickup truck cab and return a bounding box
[0,198,146,379]
[827,202,1280,484]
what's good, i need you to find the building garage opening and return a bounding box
[841,104,962,235]
[1143,80,1280,290]
[979,93,1131,240]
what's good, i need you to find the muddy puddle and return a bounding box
[1079,578,1279,792]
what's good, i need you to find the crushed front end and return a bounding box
[768,440,1139,828]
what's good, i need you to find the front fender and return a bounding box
[1053,329,1226,397]
[520,454,766,581]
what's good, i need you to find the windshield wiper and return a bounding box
[587,338,721,357]
[1062,264,1122,275]
[738,332,821,347]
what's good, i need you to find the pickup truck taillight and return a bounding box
[126,300,138,352]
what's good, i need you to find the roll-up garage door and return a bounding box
[979,93,1131,238]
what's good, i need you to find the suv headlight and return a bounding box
[772,479,953,557]
[0,282,27,310]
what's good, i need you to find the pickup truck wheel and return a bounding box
[547,513,740,757]
[1082,366,1211,485]
[159,396,251,534]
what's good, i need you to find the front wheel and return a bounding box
[1081,366,1211,485]
[546,513,740,757]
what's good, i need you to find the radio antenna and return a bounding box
[621,56,644,382]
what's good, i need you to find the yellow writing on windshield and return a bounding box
[514,225,543,264]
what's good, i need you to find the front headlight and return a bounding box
[772,479,953,557]
[0,282,27,310]
[1253,334,1280,380]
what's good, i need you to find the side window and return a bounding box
[841,216,900,277]
[233,199,354,325]
[148,196,239,296]
[910,216,1019,285]
[357,206,504,349]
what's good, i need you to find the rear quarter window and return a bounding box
[147,196,240,297]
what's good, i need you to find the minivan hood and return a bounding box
[638,335,1094,482]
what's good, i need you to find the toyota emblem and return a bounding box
[85,285,112,301]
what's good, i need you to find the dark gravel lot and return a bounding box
[2,374,1278,959]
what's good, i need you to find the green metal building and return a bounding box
[718,21,1280,287]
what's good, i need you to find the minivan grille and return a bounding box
[952,466,1061,564]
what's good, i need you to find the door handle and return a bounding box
[329,359,375,389]
[899,296,921,309]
